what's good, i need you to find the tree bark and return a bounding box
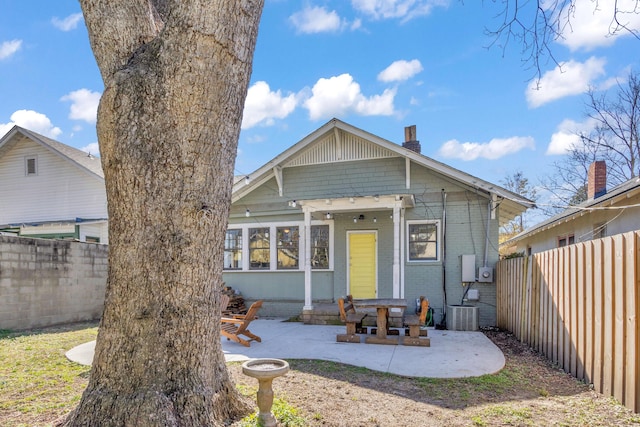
[59,1,264,425]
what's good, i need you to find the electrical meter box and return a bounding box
[478,266,494,283]
[461,255,476,282]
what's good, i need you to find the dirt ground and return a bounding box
[228,328,640,426]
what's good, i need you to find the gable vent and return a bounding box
[286,130,397,167]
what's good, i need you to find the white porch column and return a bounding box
[303,208,313,310]
[392,205,401,298]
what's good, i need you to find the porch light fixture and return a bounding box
[244,176,251,185]
[353,216,357,223]
[373,217,377,223]
[288,200,297,208]
[326,212,331,219]
[245,209,251,217]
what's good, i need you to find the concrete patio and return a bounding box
[66,318,505,378]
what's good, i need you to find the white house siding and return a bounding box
[0,138,107,225]
[79,222,109,244]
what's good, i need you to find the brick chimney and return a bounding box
[588,160,607,199]
[402,125,421,153]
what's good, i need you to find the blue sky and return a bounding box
[2,1,639,216]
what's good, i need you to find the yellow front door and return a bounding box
[348,232,377,298]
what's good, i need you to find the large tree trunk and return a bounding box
[59,1,264,425]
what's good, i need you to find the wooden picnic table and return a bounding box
[352,298,407,345]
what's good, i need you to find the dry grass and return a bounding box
[1,323,639,426]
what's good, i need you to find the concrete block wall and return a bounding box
[0,235,108,330]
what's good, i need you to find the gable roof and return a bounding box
[0,125,104,180]
[233,118,532,225]
[502,176,640,246]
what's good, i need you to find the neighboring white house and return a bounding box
[0,126,108,243]
[501,161,640,255]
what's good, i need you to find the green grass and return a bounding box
[0,325,304,427]
[234,384,305,427]
[0,323,98,426]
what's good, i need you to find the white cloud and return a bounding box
[351,0,448,22]
[303,73,396,120]
[0,110,62,138]
[242,81,298,129]
[61,88,101,123]
[526,57,606,108]
[545,118,597,155]
[52,13,84,31]
[0,39,22,60]
[551,0,640,51]
[80,142,100,157]
[438,136,535,161]
[378,59,423,82]
[290,6,345,34]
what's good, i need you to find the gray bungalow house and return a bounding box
[223,119,530,327]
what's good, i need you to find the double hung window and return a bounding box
[407,221,439,262]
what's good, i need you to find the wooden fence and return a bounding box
[496,230,640,413]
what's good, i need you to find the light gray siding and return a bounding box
[227,156,502,326]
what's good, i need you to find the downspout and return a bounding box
[484,199,491,268]
[439,189,447,328]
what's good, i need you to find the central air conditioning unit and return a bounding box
[446,305,479,331]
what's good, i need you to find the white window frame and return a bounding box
[406,220,441,263]
[224,228,243,270]
[224,220,334,272]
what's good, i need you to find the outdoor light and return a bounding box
[373,217,377,223]
[245,209,251,217]
[289,200,297,208]
[353,216,357,223]
[326,212,331,219]
[244,176,250,185]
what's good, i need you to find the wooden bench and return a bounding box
[402,296,431,346]
[336,295,367,343]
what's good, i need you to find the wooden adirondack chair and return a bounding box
[221,300,263,347]
[220,293,231,317]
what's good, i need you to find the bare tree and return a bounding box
[59,2,264,426]
[581,72,640,181]
[487,0,640,79]
[499,171,538,240]
[541,70,640,215]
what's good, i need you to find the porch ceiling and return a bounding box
[298,194,414,213]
